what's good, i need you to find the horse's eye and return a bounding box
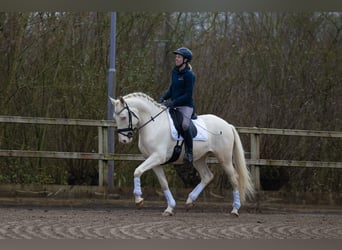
[120,116,127,121]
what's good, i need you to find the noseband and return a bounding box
[115,103,139,139]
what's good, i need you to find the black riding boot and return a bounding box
[183,129,193,163]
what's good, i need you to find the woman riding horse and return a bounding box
[158,47,196,163]
[110,93,255,216]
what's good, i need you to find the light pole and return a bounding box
[107,12,116,190]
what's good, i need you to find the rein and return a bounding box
[136,107,167,131]
[116,102,167,139]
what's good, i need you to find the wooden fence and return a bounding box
[0,115,341,190]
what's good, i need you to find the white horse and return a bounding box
[109,92,254,216]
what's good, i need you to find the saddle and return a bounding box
[168,108,198,139]
[162,108,197,165]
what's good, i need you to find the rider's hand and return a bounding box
[165,101,175,108]
[157,98,164,104]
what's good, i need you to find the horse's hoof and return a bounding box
[162,211,174,216]
[231,207,239,217]
[231,211,239,217]
[185,202,195,211]
[136,200,144,209]
[163,206,174,216]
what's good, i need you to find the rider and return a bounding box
[158,47,196,163]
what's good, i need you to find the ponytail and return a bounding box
[188,63,192,71]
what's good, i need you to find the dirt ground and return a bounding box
[0,198,341,239]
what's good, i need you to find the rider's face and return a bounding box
[175,54,184,67]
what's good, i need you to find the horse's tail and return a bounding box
[232,126,255,203]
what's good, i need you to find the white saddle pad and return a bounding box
[167,111,208,141]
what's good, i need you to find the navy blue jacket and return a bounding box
[162,65,195,108]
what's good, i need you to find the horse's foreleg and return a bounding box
[133,177,144,207]
[162,189,176,216]
[152,166,176,216]
[133,155,162,208]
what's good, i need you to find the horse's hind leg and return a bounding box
[221,158,240,216]
[186,156,214,207]
[152,166,176,216]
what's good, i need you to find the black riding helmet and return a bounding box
[173,47,193,62]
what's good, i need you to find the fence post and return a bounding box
[98,126,109,186]
[250,133,261,190]
[102,127,108,186]
[98,126,104,186]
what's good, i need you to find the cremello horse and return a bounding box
[109,92,254,216]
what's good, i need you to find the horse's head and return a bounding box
[109,96,139,144]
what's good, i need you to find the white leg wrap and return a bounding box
[189,182,205,201]
[133,177,142,196]
[163,189,176,208]
[232,190,241,209]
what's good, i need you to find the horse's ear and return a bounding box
[109,96,116,105]
[119,96,125,105]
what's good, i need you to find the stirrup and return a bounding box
[183,152,193,163]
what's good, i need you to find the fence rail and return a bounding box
[1,116,341,190]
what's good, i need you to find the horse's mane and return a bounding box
[123,92,164,108]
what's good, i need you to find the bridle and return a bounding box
[115,101,167,139]
[115,103,139,139]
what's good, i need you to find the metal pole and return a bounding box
[107,12,116,190]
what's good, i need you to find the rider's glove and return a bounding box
[157,97,164,104]
[165,101,175,108]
